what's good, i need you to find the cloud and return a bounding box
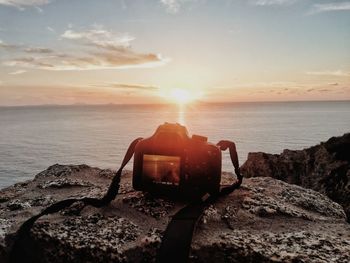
[306,70,350,77]
[47,26,55,33]
[214,81,349,98]
[1,40,53,54]
[0,0,50,9]
[34,6,43,13]
[1,27,168,70]
[9,70,27,75]
[24,47,54,53]
[4,52,167,70]
[160,0,181,13]
[317,88,330,92]
[160,0,195,13]
[9,69,27,75]
[87,82,159,98]
[0,84,163,106]
[309,2,350,14]
[96,83,158,91]
[329,83,339,86]
[0,40,20,50]
[105,83,159,97]
[61,28,135,49]
[4,57,55,69]
[253,0,297,6]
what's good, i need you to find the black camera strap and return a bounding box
[10,137,143,263]
[10,138,242,263]
[155,140,243,263]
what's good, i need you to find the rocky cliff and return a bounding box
[1,164,349,262]
[241,133,350,223]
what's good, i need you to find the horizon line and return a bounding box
[1,99,350,108]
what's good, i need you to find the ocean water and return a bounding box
[0,101,349,189]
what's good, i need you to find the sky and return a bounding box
[0,0,349,106]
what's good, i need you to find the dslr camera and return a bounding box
[133,123,221,199]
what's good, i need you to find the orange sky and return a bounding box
[0,0,349,105]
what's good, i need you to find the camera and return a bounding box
[133,123,221,199]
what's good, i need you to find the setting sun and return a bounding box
[160,88,200,104]
[170,89,193,104]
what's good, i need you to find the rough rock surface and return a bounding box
[1,164,350,262]
[241,133,350,222]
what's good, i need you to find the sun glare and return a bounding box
[171,89,191,104]
[161,88,198,104]
[159,87,202,105]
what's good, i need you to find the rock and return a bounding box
[122,192,175,219]
[34,164,92,179]
[0,164,349,262]
[241,133,350,222]
[7,200,31,211]
[37,178,93,189]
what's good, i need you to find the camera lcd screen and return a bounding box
[142,154,181,185]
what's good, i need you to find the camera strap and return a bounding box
[156,140,242,263]
[10,137,143,263]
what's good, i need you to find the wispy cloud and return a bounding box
[46,26,55,33]
[308,2,350,14]
[92,83,158,91]
[306,70,350,77]
[0,84,162,106]
[34,6,43,13]
[9,70,27,75]
[61,28,135,49]
[253,0,298,6]
[328,82,339,86]
[211,81,349,101]
[161,0,181,13]
[1,27,168,70]
[4,57,54,69]
[24,47,54,53]
[0,0,50,9]
[3,52,167,71]
[1,40,54,55]
[0,40,53,53]
[160,0,195,13]
[0,40,20,50]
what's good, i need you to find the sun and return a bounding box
[164,88,198,104]
[159,87,202,104]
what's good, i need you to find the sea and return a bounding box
[0,101,349,189]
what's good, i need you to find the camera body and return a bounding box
[133,123,221,199]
